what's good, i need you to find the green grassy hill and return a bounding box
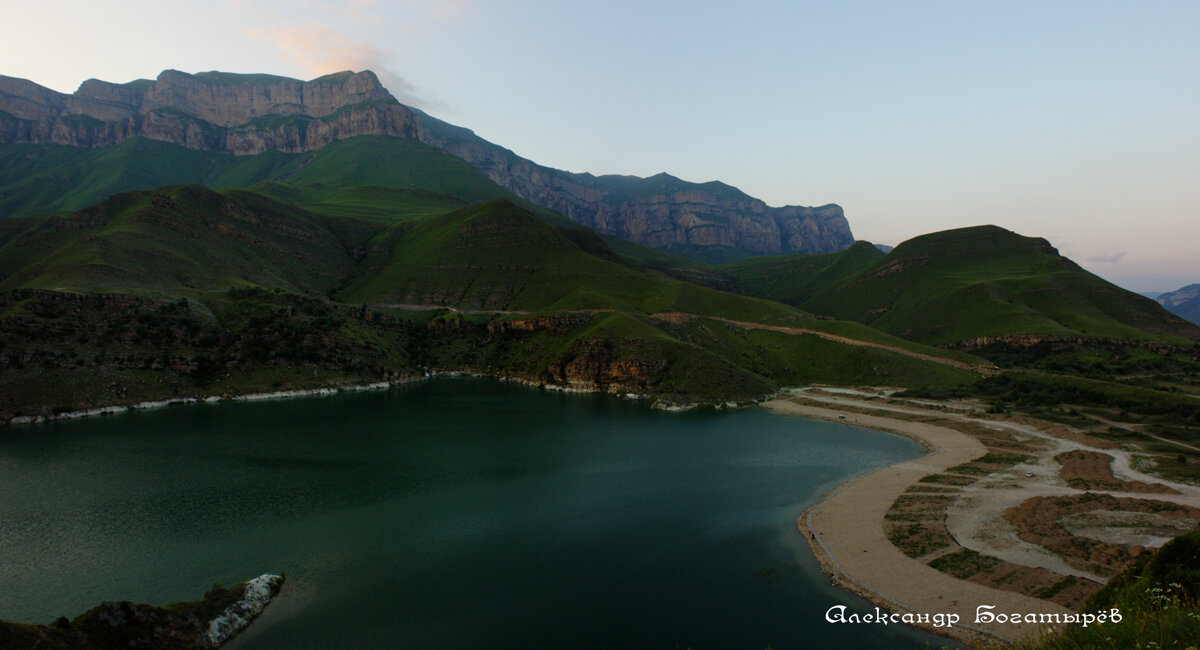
[0,188,982,418]
[719,225,1200,345]
[0,136,556,221]
[0,184,358,295]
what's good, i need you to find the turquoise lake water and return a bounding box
[0,379,952,648]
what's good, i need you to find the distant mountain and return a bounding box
[0,69,853,261]
[714,225,1200,346]
[1156,284,1200,325]
[410,107,853,262]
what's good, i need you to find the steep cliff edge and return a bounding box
[0,68,852,260]
[0,70,418,154]
[411,107,854,261]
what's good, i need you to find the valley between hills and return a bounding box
[2,68,1199,649]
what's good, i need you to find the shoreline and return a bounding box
[3,364,784,427]
[765,396,1072,646]
[4,379,415,426]
[3,370,709,427]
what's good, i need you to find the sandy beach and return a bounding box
[765,395,1073,645]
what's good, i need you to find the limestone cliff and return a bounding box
[0,68,853,259]
[410,107,853,260]
[0,70,417,154]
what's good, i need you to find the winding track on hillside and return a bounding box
[374,304,996,376]
[649,311,997,375]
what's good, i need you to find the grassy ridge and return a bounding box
[0,184,358,295]
[0,189,981,417]
[717,225,1200,345]
[0,136,551,221]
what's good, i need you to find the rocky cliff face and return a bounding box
[412,109,853,259]
[0,70,417,154]
[1,67,854,259]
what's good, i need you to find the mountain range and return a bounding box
[0,69,851,262]
[1,67,1197,422]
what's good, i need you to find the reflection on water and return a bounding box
[1,379,945,649]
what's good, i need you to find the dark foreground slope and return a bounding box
[0,189,978,420]
[1016,528,1200,650]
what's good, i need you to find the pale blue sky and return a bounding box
[4,1,1197,290]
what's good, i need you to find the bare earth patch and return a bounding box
[1003,493,1200,577]
[767,387,1200,646]
[1056,450,1181,494]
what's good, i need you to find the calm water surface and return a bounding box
[0,379,951,648]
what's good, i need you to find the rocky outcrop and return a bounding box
[0,574,284,649]
[0,70,417,154]
[412,110,854,259]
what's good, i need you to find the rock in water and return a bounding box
[205,574,285,647]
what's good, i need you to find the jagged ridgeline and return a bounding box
[0,69,853,262]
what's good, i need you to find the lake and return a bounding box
[0,379,950,648]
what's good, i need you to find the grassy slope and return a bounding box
[0,184,358,295]
[0,136,563,223]
[718,240,886,305]
[0,190,980,415]
[720,225,1200,345]
[339,199,778,315]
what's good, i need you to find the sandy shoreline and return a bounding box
[764,396,1072,646]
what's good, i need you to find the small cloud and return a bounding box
[1087,251,1126,264]
[245,22,435,109]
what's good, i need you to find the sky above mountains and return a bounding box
[3,0,1197,291]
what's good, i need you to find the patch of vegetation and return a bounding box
[916,473,979,486]
[928,548,1001,579]
[885,521,953,558]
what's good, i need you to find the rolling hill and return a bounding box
[717,225,1200,346]
[0,186,981,420]
[0,135,556,222]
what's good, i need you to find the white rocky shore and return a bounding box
[205,573,284,647]
[4,369,768,426]
[5,380,406,425]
